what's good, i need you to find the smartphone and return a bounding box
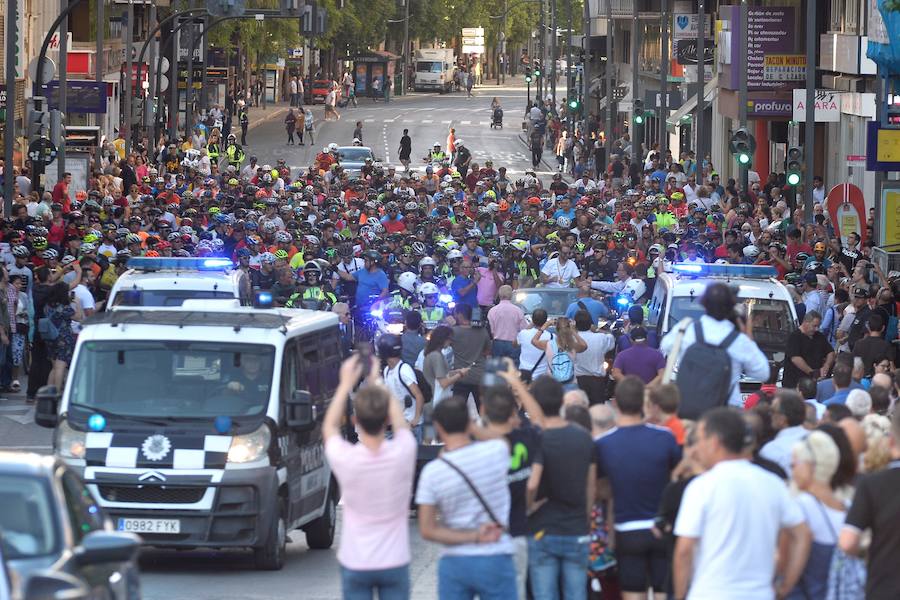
[355,343,372,382]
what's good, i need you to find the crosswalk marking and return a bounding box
[421,120,433,123]
[364,118,375,123]
[460,120,471,125]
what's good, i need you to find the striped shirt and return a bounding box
[415,439,513,556]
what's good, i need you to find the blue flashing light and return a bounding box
[214,415,232,434]
[370,308,384,318]
[88,505,99,514]
[439,294,454,305]
[671,263,778,279]
[128,257,234,272]
[88,413,106,432]
[254,291,273,308]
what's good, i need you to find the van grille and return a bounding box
[98,485,207,504]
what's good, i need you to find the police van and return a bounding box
[107,257,252,308]
[35,301,341,570]
[648,263,799,399]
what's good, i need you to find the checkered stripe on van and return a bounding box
[84,432,232,469]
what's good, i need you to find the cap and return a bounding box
[630,327,648,342]
[803,272,818,286]
[853,286,872,298]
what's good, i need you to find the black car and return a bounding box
[0,452,141,599]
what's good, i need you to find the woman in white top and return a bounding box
[530,317,586,391]
[787,430,846,599]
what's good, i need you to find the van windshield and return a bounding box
[68,341,275,419]
[417,61,443,73]
[668,297,796,348]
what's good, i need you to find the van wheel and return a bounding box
[304,486,336,549]
[254,500,286,570]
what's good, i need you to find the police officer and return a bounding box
[390,271,421,311]
[239,107,250,145]
[286,262,336,310]
[426,142,446,163]
[418,283,448,330]
[225,134,246,169]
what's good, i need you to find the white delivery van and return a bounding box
[648,263,799,401]
[414,48,457,93]
[36,303,342,570]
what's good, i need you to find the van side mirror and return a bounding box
[35,385,60,428]
[74,531,140,565]
[286,390,314,431]
[24,571,90,600]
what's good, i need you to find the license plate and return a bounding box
[117,518,180,534]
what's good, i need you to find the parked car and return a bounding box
[0,452,141,599]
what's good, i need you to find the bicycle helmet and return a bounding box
[40,248,58,260]
[259,252,277,265]
[11,246,30,258]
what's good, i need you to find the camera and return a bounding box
[482,356,509,388]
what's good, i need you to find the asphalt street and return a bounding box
[243,80,561,179]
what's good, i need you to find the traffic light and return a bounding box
[524,65,532,83]
[633,99,645,125]
[786,146,803,186]
[729,128,756,167]
[568,96,579,111]
[27,97,49,139]
[533,60,542,78]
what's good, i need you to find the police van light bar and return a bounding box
[670,263,778,279]
[128,257,234,272]
[253,291,273,309]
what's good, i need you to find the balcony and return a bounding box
[592,0,661,18]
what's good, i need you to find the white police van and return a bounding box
[648,263,799,399]
[36,301,342,570]
[107,257,252,308]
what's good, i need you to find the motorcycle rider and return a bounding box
[426,142,446,163]
[418,282,450,330]
[286,261,337,310]
[417,257,446,291]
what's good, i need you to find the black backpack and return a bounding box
[675,320,740,420]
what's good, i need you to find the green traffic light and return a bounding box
[525,75,532,83]
[787,172,801,186]
[737,153,750,165]
[568,99,578,109]
[634,114,644,124]
[534,69,541,77]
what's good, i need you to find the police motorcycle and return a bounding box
[594,277,649,380]
[369,271,420,341]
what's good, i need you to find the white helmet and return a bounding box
[556,216,572,229]
[742,245,760,258]
[397,271,418,295]
[715,258,729,265]
[623,278,647,301]
[433,142,441,148]
[446,249,464,261]
[328,143,338,152]
[419,282,440,297]
[419,257,437,268]
[455,139,464,147]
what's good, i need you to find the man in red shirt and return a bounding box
[785,227,812,263]
[51,172,72,212]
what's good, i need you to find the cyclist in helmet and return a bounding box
[336,249,389,310]
[251,252,279,290]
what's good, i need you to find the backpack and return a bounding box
[675,320,739,419]
[37,307,61,341]
[549,342,575,383]
[389,362,433,405]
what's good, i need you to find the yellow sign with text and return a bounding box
[876,129,900,163]
[883,189,900,247]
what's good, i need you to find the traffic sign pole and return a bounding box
[4,0,16,216]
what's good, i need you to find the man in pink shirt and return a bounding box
[487,285,527,360]
[475,260,504,314]
[323,355,416,598]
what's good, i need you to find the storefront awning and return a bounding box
[666,75,718,127]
